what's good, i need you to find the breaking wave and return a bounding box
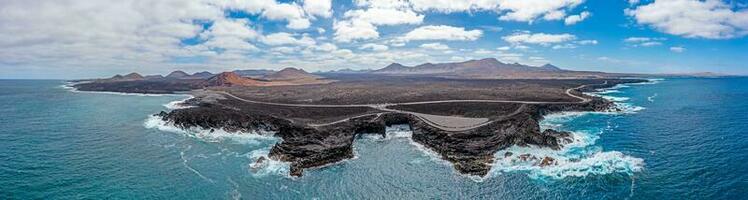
[486,80,660,180]
[143,115,277,145]
[164,97,195,109]
[144,114,292,178]
[246,148,291,177]
[60,81,188,97]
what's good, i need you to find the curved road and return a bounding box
[211,83,597,131]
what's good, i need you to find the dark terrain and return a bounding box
[71,58,649,177]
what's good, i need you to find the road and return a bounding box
[211,83,596,131]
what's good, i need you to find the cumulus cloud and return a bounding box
[502,32,576,45]
[333,0,424,43]
[474,49,494,54]
[220,0,322,30]
[670,46,686,53]
[409,0,585,23]
[261,32,316,46]
[313,43,338,52]
[496,46,512,51]
[332,19,379,42]
[303,0,333,18]
[401,25,483,41]
[626,0,748,39]
[197,18,260,51]
[624,37,666,47]
[420,43,450,50]
[343,8,424,26]
[564,11,591,25]
[359,43,389,51]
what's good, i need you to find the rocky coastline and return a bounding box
[154,81,639,177]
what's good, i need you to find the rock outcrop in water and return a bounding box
[156,92,617,177]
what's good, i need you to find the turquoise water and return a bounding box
[0,78,746,199]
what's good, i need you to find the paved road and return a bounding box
[211,83,596,131]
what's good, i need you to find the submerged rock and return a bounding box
[250,156,268,173]
[538,156,556,167]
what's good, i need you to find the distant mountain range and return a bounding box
[96,57,727,84]
[262,68,321,81]
[371,58,608,79]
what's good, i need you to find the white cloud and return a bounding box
[640,41,662,47]
[333,2,424,43]
[221,0,320,30]
[474,49,494,54]
[359,43,389,51]
[197,18,260,51]
[576,40,598,45]
[262,3,311,29]
[303,0,332,18]
[496,0,584,22]
[670,46,686,53]
[451,56,467,61]
[624,37,666,47]
[502,32,576,45]
[420,43,450,50]
[271,46,299,54]
[401,25,483,41]
[409,0,584,23]
[564,11,591,25]
[626,0,748,39]
[261,32,316,46]
[496,46,512,51]
[333,19,379,42]
[314,43,338,52]
[202,37,259,51]
[343,8,424,26]
[552,44,577,49]
[200,18,258,40]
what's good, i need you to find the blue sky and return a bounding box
[1,0,747,79]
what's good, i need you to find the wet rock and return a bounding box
[538,156,555,167]
[519,154,531,162]
[504,152,513,158]
[250,156,267,172]
[159,82,630,177]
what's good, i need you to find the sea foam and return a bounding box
[485,80,660,180]
[143,114,291,177]
[144,115,277,145]
[164,97,195,109]
[60,82,188,97]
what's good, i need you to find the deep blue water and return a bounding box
[0,78,746,199]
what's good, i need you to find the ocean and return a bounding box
[0,78,746,199]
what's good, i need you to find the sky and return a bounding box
[1,0,747,79]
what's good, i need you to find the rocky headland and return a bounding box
[154,79,642,177]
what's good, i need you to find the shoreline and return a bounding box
[61,81,192,97]
[66,76,653,180]
[487,80,655,180]
[149,79,648,179]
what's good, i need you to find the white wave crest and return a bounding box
[495,91,646,180]
[596,89,620,94]
[491,119,644,180]
[647,93,658,102]
[491,146,644,180]
[60,82,188,97]
[164,97,195,109]
[360,124,413,141]
[628,78,664,85]
[246,148,291,177]
[143,115,278,145]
